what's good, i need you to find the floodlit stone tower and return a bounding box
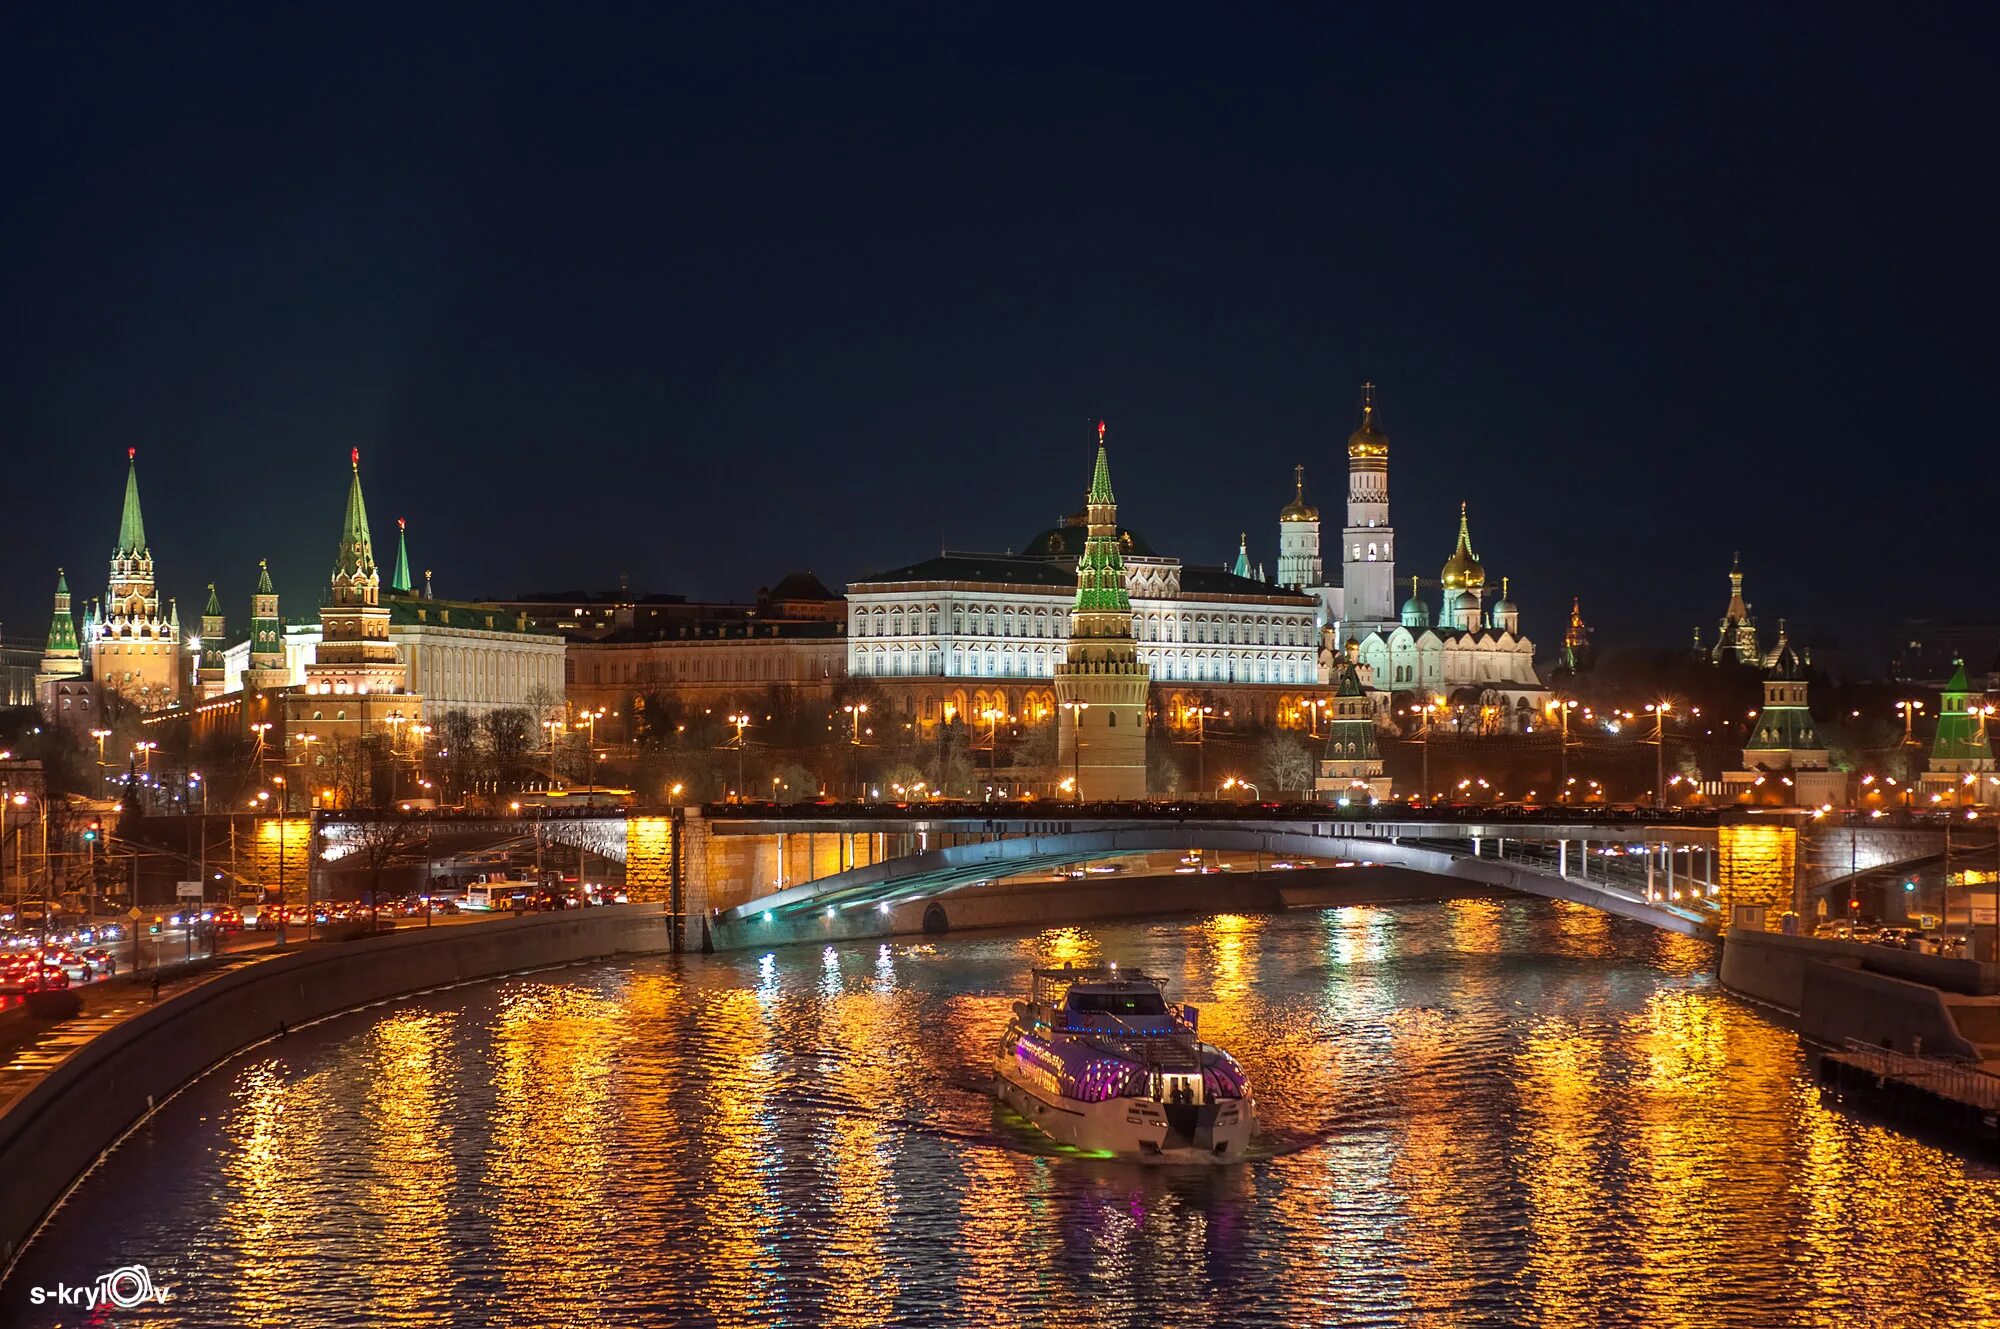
[1276,464,1322,590]
[90,448,181,706]
[244,560,289,690]
[1055,423,1150,800]
[197,583,228,698]
[306,448,404,691]
[1341,383,1397,633]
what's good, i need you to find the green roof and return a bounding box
[116,451,147,555]
[1932,659,1994,763]
[391,519,412,595]
[45,569,78,653]
[334,449,375,581]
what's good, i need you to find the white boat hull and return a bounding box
[993,1056,1255,1161]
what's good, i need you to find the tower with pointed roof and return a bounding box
[34,568,95,726]
[1315,644,1390,802]
[1438,503,1487,632]
[197,584,229,698]
[1731,623,1846,806]
[1341,383,1398,634]
[1055,423,1150,799]
[244,560,288,689]
[291,451,421,767]
[390,517,413,596]
[37,570,81,682]
[1711,552,1760,665]
[89,448,182,706]
[1276,464,1323,590]
[1564,598,1594,672]
[1232,533,1252,580]
[1922,658,1996,807]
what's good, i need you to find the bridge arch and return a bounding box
[714,825,1711,941]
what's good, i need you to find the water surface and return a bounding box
[7,900,1998,1327]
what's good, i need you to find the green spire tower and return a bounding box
[34,569,84,703]
[1232,533,1251,579]
[390,517,413,596]
[45,569,79,657]
[1054,421,1150,799]
[332,446,377,598]
[303,448,408,695]
[116,449,147,557]
[1930,659,1995,772]
[1742,624,1827,768]
[1316,645,1388,802]
[197,583,228,696]
[245,559,288,690]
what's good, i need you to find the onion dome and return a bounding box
[1401,575,1430,628]
[1492,576,1518,619]
[1281,464,1319,522]
[1347,382,1389,466]
[1440,502,1485,591]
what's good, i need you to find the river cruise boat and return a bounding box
[994,963,1254,1160]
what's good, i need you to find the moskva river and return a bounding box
[8,900,1999,1328]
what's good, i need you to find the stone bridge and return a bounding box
[307,805,1973,951]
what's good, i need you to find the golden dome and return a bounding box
[1347,382,1389,463]
[1280,464,1318,522]
[1440,502,1485,590]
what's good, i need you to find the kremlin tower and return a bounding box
[89,449,181,706]
[1340,383,1397,635]
[1054,423,1150,800]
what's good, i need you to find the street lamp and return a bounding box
[1645,700,1673,810]
[981,709,1012,791]
[1544,697,1578,801]
[842,702,869,797]
[1180,704,1214,792]
[1220,777,1259,800]
[1060,700,1090,800]
[1410,697,1447,806]
[727,713,750,802]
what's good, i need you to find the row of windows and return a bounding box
[576,653,842,686]
[851,646,1315,686]
[852,602,1316,646]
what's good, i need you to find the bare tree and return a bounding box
[1259,733,1315,797]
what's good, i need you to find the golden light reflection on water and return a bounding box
[23,906,2000,1329]
[356,1011,455,1324]
[488,983,625,1325]
[219,1056,336,1321]
[814,964,909,1326]
[692,985,780,1328]
[1516,1017,1606,1328]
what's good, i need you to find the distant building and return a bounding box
[1723,626,1846,807]
[1919,659,1996,807]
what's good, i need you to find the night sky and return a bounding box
[4,4,1993,668]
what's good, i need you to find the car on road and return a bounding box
[0,958,69,993]
[81,947,118,977]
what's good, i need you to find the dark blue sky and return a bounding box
[3,3,1992,667]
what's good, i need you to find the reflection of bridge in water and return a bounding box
[313,805,1975,951]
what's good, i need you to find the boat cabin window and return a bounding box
[1067,991,1167,1016]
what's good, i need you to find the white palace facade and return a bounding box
[844,388,1549,733]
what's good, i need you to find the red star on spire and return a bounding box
[351,447,361,469]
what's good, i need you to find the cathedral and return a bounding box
[1269,386,1547,729]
